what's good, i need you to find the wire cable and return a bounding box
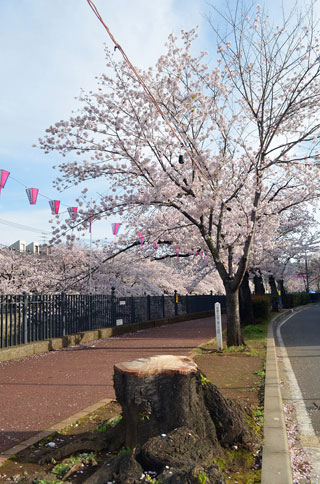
[86,0,209,181]
[0,217,50,234]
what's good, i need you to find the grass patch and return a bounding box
[96,414,122,432]
[213,447,262,484]
[197,312,277,357]
[200,372,211,386]
[52,452,98,478]
[118,446,133,456]
[33,480,63,484]
[194,470,209,483]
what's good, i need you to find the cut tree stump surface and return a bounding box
[114,354,198,376]
[0,315,225,453]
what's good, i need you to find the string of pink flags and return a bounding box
[0,168,104,236]
[0,168,208,261]
[0,168,77,216]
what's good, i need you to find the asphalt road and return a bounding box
[279,305,320,435]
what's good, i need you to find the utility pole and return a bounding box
[89,226,92,294]
[89,200,93,295]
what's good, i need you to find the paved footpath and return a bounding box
[0,316,219,454]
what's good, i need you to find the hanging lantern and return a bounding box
[67,207,78,220]
[112,223,121,236]
[26,188,39,205]
[49,200,60,215]
[0,170,10,194]
[154,241,158,250]
[176,246,179,262]
[138,232,144,246]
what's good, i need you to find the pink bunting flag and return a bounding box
[138,232,144,246]
[68,207,78,220]
[0,170,10,194]
[26,188,39,205]
[112,223,121,236]
[49,200,60,215]
[176,246,179,262]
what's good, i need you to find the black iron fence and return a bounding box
[0,290,226,349]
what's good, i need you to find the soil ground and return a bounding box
[0,320,267,484]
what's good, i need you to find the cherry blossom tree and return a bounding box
[0,246,89,294]
[39,4,320,345]
[0,244,223,296]
[250,206,320,294]
[303,254,320,291]
[237,206,319,318]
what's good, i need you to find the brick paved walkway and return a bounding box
[0,316,220,453]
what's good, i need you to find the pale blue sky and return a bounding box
[0,0,213,245]
[0,0,302,245]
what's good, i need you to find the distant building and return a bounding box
[9,240,26,252]
[8,240,50,255]
[26,242,40,254]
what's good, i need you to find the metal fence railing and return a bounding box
[0,290,226,349]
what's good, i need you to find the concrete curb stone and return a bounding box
[262,306,309,484]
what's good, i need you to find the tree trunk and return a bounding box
[253,270,265,295]
[277,279,285,309]
[239,271,255,327]
[269,274,281,311]
[225,289,244,346]
[277,279,286,295]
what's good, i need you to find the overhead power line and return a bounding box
[0,218,49,235]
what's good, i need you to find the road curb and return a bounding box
[261,309,305,483]
[275,304,320,484]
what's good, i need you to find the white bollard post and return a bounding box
[215,302,223,350]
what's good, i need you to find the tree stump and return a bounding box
[114,354,220,450]
[111,355,253,482]
[47,355,255,483]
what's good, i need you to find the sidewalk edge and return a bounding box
[0,398,113,466]
[261,310,294,484]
